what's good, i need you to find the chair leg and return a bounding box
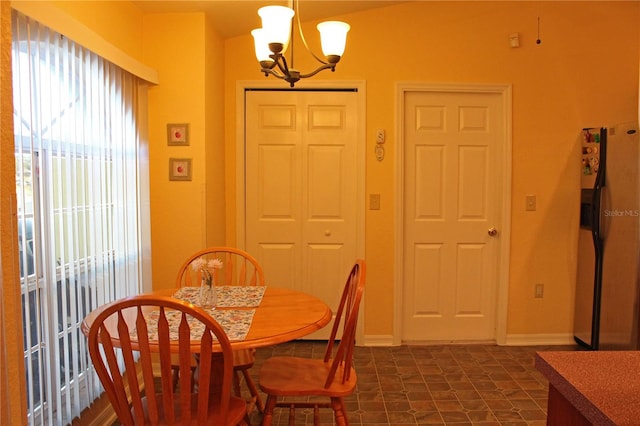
[288,405,295,426]
[171,366,179,392]
[241,368,264,413]
[260,395,277,426]
[233,370,242,398]
[331,397,349,426]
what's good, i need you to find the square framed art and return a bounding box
[167,123,189,146]
[169,158,192,181]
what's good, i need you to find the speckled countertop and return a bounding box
[535,351,640,426]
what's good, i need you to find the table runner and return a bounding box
[131,286,265,341]
[131,308,255,342]
[172,286,266,307]
[129,286,266,342]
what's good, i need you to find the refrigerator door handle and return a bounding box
[598,185,610,241]
[591,127,606,247]
[590,182,604,350]
[592,184,601,245]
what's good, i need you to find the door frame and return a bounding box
[393,82,512,346]
[235,79,367,340]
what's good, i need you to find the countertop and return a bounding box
[535,351,640,426]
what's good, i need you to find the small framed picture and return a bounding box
[169,158,192,181]
[167,123,189,146]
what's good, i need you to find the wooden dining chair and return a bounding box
[258,259,366,426]
[87,294,248,425]
[175,246,266,413]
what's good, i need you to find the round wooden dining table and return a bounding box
[80,286,332,350]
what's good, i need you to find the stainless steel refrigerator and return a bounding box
[574,121,640,350]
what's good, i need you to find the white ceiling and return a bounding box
[131,0,406,39]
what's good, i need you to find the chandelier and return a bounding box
[251,1,350,87]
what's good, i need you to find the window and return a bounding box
[12,11,145,425]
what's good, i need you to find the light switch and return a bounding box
[509,32,520,48]
[525,195,536,211]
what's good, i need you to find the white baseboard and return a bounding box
[360,333,576,347]
[360,334,396,347]
[503,333,576,346]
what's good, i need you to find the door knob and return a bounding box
[324,230,331,236]
[488,227,498,237]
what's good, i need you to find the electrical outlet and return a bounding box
[526,195,537,211]
[370,194,381,210]
[535,283,544,298]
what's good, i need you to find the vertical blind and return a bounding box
[12,10,143,425]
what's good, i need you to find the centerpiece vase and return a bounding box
[199,274,217,309]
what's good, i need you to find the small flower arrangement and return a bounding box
[191,257,223,287]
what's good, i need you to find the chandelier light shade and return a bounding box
[251,29,274,63]
[317,21,350,57]
[251,1,350,87]
[257,5,294,52]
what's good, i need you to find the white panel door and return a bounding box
[245,90,359,338]
[402,90,504,341]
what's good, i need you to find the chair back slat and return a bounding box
[87,295,237,425]
[176,246,265,287]
[97,326,134,424]
[134,308,159,424]
[176,311,193,423]
[154,308,177,423]
[117,309,152,425]
[196,330,213,423]
[177,312,195,414]
[323,259,366,388]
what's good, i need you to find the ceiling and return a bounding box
[130,0,406,39]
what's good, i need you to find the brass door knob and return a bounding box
[488,227,498,237]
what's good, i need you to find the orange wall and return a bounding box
[39,0,144,62]
[141,13,226,290]
[224,1,639,338]
[204,20,227,247]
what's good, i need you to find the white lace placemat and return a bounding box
[173,286,265,307]
[131,308,255,342]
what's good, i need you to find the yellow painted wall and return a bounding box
[204,19,227,247]
[224,1,639,337]
[141,13,226,290]
[29,0,144,62]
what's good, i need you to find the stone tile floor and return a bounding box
[244,340,580,426]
